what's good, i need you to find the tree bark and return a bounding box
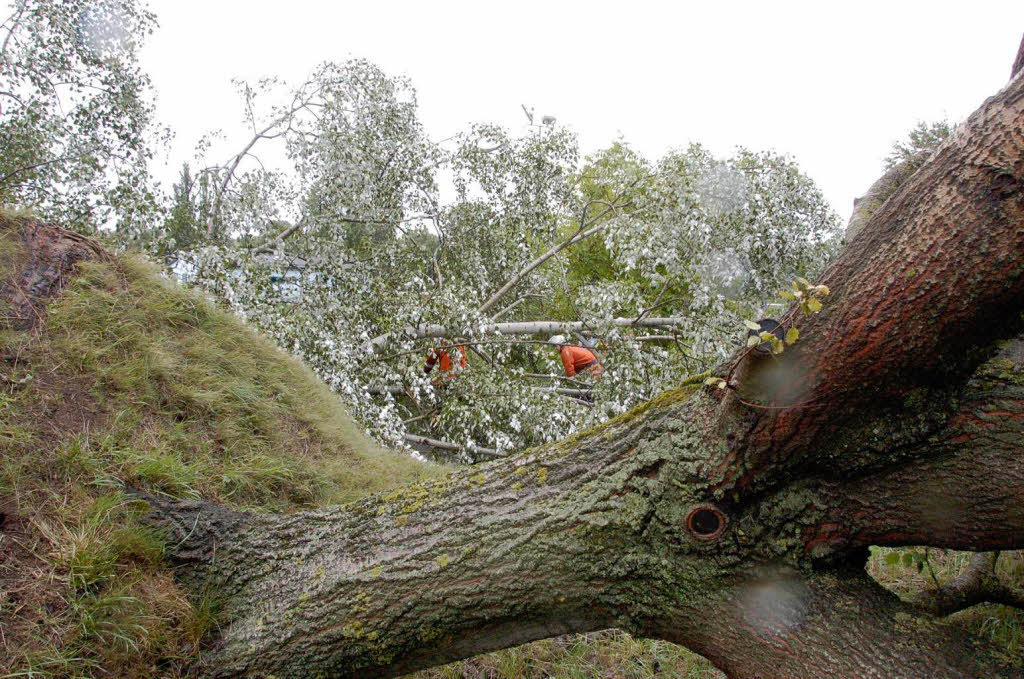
[844,155,922,241]
[1012,32,1024,79]
[146,52,1024,677]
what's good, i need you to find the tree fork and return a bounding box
[146,43,1024,678]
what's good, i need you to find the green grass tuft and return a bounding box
[41,255,431,509]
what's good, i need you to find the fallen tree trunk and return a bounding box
[402,434,501,457]
[364,317,688,351]
[530,386,592,397]
[145,48,1024,678]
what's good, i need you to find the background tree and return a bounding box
[884,118,954,171]
[0,0,161,234]
[847,118,956,241]
[159,163,210,253]
[287,60,440,252]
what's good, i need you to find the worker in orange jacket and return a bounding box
[548,335,602,378]
[424,341,467,382]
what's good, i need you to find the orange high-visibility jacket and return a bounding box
[425,345,467,376]
[559,345,601,377]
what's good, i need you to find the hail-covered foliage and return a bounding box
[163,60,840,461]
[287,60,441,250]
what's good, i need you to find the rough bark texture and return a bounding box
[1013,32,1024,79]
[844,155,923,241]
[144,54,1024,678]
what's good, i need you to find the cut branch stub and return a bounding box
[685,504,727,540]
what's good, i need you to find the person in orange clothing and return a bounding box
[424,341,467,383]
[548,335,602,378]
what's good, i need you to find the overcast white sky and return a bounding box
[141,1,1024,218]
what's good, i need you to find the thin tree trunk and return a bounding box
[476,209,612,316]
[365,317,688,351]
[402,434,501,457]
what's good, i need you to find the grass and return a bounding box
[45,255,429,509]
[419,631,721,679]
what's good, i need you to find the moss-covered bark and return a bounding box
[142,49,1024,678]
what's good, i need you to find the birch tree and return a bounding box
[0,0,160,233]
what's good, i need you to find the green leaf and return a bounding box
[744,320,761,331]
[785,327,799,345]
[704,376,729,390]
[779,290,795,300]
[807,297,822,313]
[884,552,901,566]
[746,335,761,347]
[797,276,811,288]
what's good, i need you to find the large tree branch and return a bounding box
[652,564,1016,678]
[1012,32,1024,79]
[844,155,923,241]
[755,334,1024,563]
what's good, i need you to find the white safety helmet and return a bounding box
[548,334,566,346]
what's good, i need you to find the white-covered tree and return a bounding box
[0,0,161,233]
